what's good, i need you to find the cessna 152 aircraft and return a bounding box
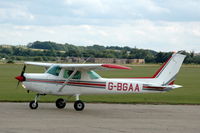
[15,52,185,111]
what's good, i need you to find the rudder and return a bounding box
[153,52,186,85]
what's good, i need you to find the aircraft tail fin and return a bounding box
[153,52,186,85]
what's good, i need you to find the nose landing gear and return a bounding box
[29,94,40,109]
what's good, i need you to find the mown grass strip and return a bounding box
[0,64,199,104]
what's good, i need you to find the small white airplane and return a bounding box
[15,52,186,111]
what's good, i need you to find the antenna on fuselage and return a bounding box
[82,57,91,64]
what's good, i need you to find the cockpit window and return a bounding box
[87,70,101,79]
[46,65,61,76]
[63,70,81,79]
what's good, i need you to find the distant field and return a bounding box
[0,64,200,104]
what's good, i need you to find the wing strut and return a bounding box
[58,69,77,92]
[58,57,90,92]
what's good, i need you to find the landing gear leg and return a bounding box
[74,94,85,111]
[29,94,40,109]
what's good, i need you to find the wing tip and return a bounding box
[101,64,132,70]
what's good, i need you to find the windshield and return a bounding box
[46,65,61,76]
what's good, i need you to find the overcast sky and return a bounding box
[0,0,200,52]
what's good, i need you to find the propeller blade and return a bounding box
[16,81,20,89]
[21,65,26,76]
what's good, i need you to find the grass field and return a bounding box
[0,63,200,104]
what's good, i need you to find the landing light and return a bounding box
[22,84,26,89]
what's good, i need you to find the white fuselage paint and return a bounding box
[22,73,164,95]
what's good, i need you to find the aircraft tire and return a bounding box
[74,100,85,111]
[55,98,66,109]
[29,101,38,109]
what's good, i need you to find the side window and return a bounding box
[47,65,61,76]
[63,70,81,79]
[63,70,70,78]
[73,71,81,79]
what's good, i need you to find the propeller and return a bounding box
[15,64,26,88]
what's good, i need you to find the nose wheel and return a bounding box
[29,94,40,109]
[29,101,38,109]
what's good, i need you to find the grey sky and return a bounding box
[0,0,200,52]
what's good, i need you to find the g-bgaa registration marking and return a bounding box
[107,82,141,92]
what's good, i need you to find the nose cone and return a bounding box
[15,76,25,82]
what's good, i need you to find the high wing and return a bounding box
[25,62,53,67]
[25,62,131,70]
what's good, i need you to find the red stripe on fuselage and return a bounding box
[143,86,166,89]
[68,82,106,87]
[26,79,106,87]
[28,79,64,83]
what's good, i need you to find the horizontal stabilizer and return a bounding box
[143,83,183,91]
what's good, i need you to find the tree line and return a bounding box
[0,41,200,64]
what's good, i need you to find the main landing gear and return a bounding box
[55,98,66,109]
[74,94,85,111]
[29,94,85,111]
